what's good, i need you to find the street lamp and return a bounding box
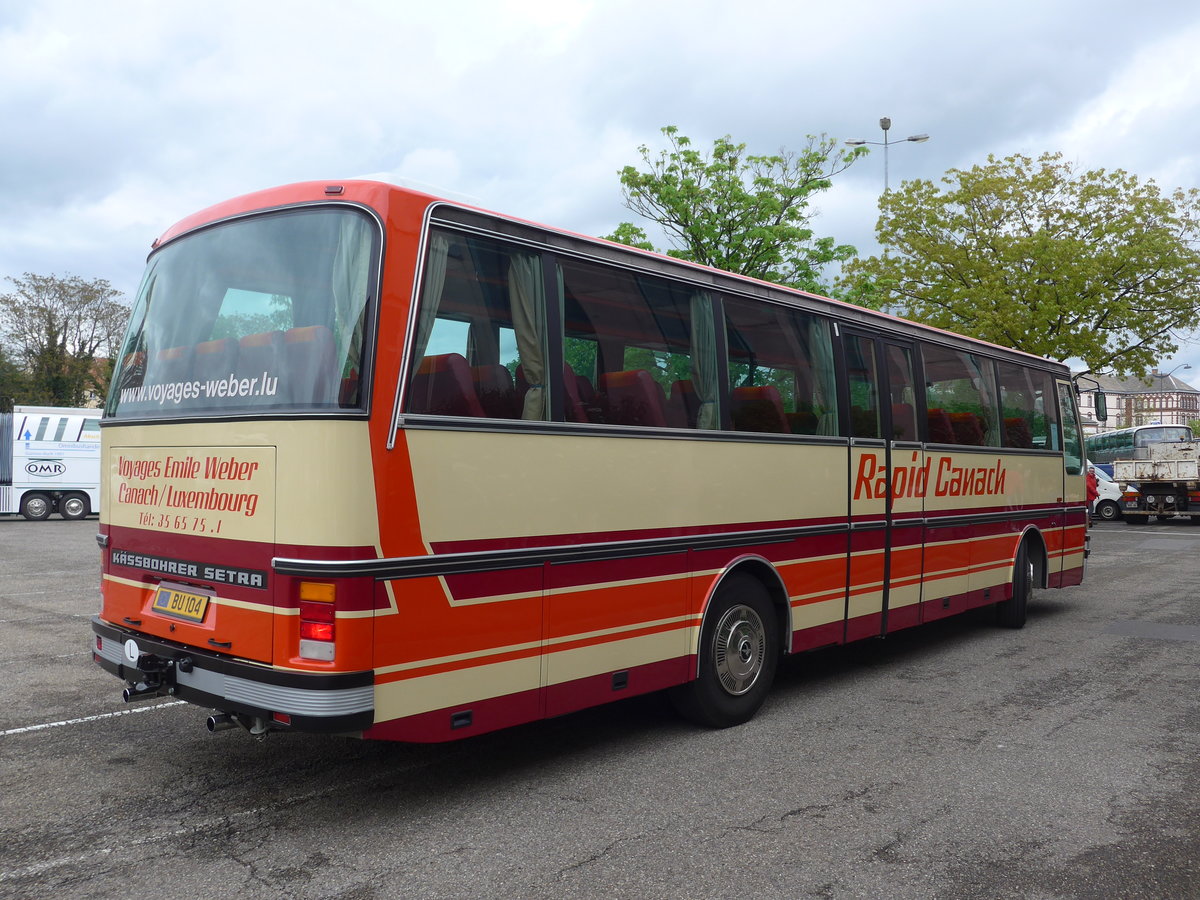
[1156,363,1192,388]
[845,117,930,192]
[1150,363,1192,426]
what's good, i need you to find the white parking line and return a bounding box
[0,701,187,737]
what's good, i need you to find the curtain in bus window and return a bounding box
[413,233,451,363]
[509,252,546,420]
[691,291,719,429]
[809,319,838,436]
[331,215,373,396]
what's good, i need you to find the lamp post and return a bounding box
[1156,363,1192,388]
[1152,363,1192,426]
[845,117,930,192]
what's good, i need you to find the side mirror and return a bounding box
[1094,389,1108,422]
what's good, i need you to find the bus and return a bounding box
[90,180,1088,742]
[1,405,101,520]
[1086,424,1193,473]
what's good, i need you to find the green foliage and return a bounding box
[0,344,26,411]
[0,272,129,406]
[840,152,1200,378]
[605,126,866,293]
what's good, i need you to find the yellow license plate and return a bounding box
[152,585,211,623]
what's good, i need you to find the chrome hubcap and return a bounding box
[713,604,766,696]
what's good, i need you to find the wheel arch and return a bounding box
[692,555,791,676]
[1015,525,1049,590]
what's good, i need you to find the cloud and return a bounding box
[1,0,1199,348]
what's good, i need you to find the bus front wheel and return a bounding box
[671,574,779,728]
[20,493,52,521]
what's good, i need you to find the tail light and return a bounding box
[298,581,336,661]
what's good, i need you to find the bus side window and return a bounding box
[407,231,547,421]
[921,345,1000,447]
[997,361,1056,450]
[723,297,838,436]
[558,259,716,429]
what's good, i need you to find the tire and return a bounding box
[996,542,1032,629]
[671,573,779,728]
[1095,500,1120,522]
[60,492,89,520]
[19,493,52,521]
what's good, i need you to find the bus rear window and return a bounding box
[106,207,378,418]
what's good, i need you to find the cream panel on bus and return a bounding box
[102,420,379,548]
[374,656,542,721]
[406,430,849,544]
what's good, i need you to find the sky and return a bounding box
[3,0,1200,381]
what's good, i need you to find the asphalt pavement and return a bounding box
[1,517,1198,899]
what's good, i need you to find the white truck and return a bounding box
[1113,438,1200,524]
[0,405,101,520]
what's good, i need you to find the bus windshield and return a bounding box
[107,207,378,418]
[1134,426,1191,447]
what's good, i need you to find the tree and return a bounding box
[0,344,26,412]
[0,273,129,406]
[840,152,1200,378]
[605,126,866,292]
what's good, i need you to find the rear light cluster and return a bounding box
[298,581,336,661]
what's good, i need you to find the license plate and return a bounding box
[152,585,211,623]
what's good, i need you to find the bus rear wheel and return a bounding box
[20,493,52,521]
[60,493,89,520]
[671,574,779,728]
[996,542,1032,629]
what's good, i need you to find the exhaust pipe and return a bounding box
[206,713,238,733]
[122,682,162,702]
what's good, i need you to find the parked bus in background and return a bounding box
[1,405,101,520]
[1086,424,1193,476]
[90,181,1088,742]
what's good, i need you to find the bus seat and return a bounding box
[410,353,485,417]
[574,373,601,422]
[948,411,985,446]
[599,370,668,427]
[152,345,193,385]
[514,364,593,422]
[891,402,917,441]
[562,363,589,423]
[927,408,955,444]
[731,385,788,434]
[668,380,699,429]
[1005,416,1033,449]
[472,364,519,419]
[237,331,285,403]
[192,338,237,384]
[285,325,337,405]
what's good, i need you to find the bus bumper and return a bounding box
[90,616,374,734]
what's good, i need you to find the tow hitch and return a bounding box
[119,642,192,703]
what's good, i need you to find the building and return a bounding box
[1075,369,1200,435]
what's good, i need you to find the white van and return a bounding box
[1091,465,1130,521]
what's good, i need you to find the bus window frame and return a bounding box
[105,201,385,426]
